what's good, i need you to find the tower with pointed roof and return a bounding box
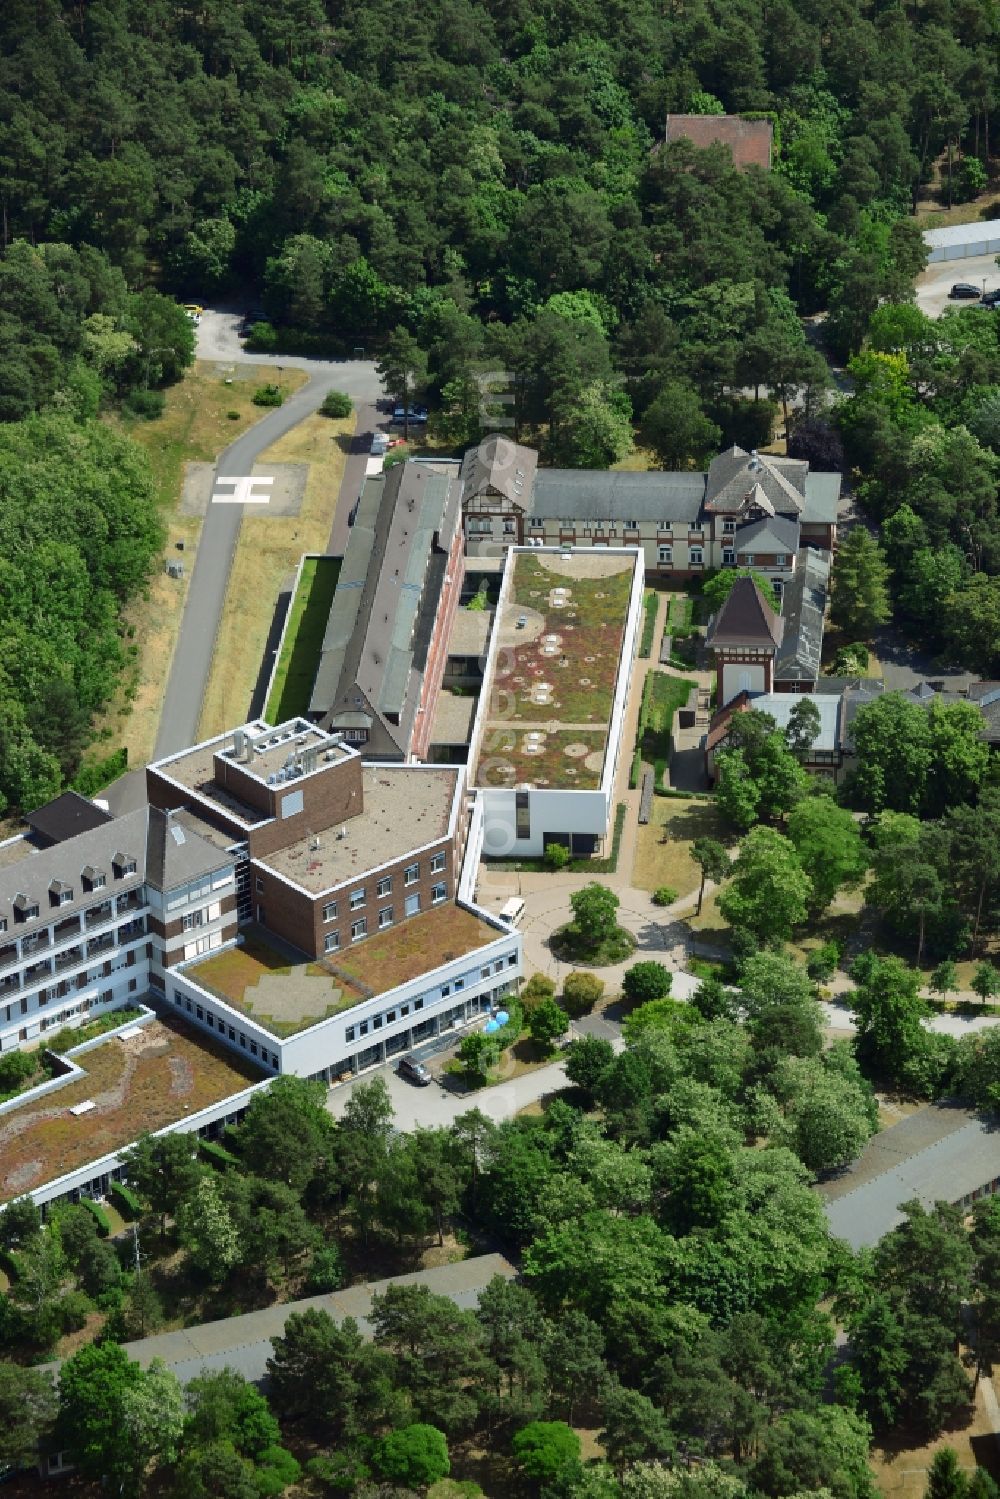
[705,576,785,706]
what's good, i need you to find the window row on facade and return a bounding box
[321,883,448,953]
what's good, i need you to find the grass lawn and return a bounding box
[667,593,694,630]
[337,905,501,997]
[638,589,660,658]
[198,407,354,739]
[264,555,341,723]
[94,363,307,766]
[0,1017,261,1203]
[637,670,698,784]
[632,796,733,897]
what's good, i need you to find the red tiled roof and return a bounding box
[706,691,752,752]
[665,115,774,171]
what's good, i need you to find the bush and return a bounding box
[244,320,279,351]
[807,941,841,982]
[521,973,556,1010]
[512,1422,581,1484]
[80,1199,111,1237]
[256,1445,302,1495]
[0,1049,38,1098]
[374,1424,450,1489]
[622,961,672,1006]
[252,383,284,407]
[109,1182,141,1220]
[320,389,353,418]
[527,997,570,1054]
[56,1290,94,1333]
[226,409,241,420]
[198,1137,240,1170]
[124,388,166,419]
[457,1031,501,1081]
[544,841,571,871]
[651,886,679,907]
[71,747,127,798]
[561,971,604,1017]
[303,1244,344,1294]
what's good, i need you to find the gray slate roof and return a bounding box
[113,1253,517,1385]
[802,471,841,525]
[529,469,705,525]
[310,461,463,751]
[461,436,537,508]
[733,514,799,556]
[0,805,232,939]
[824,1109,1000,1249]
[24,792,112,846]
[705,445,806,516]
[775,548,831,683]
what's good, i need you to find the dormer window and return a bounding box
[112,854,136,878]
[82,866,106,892]
[49,881,74,907]
[13,894,39,922]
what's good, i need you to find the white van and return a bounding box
[499,897,526,927]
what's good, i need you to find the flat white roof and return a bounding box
[923,218,1000,248]
[752,692,840,752]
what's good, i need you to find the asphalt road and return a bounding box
[152,313,384,760]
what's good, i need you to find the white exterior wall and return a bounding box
[924,220,1000,262]
[0,898,151,1054]
[722,661,767,704]
[168,920,521,1079]
[470,544,644,860]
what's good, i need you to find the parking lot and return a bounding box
[915,251,1000,317]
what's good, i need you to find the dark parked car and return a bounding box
[397,1054,432,1086]
[392,404,429,425]
[981,289,1000,306]
[949,282,981,299]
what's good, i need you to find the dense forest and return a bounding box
[2,0,1000,807]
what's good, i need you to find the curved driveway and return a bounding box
[153,311,384,759]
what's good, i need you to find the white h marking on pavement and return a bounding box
[211,476,274,505]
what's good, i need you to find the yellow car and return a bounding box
[182,303,203,323]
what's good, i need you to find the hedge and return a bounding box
[638,590,659,658]
[199,1137,241,1170]
[110,1182,142,1219]
[80,1198,111,1237]
[0,1248,27,1283]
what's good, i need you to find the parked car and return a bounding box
[982,289,1000,306]
[371,432,390,455]
[392,404,429,425]
[397,1054,432,1086]
[949,282,981,299]
[182,303,203,324]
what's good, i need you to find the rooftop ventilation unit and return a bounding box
[337,827,347,840]
[268,774,277,785]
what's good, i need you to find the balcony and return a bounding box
[21,932,51,956]
[53,915,82,943]
[54,945,84,973]
[24,959,52,983]
[118,918,146,942]
[85,901,114,929]
[0,945,18,972]
[86,934,115,961]
[0,972,19,997]
[116,892,142,916]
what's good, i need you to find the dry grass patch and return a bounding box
[0,1017,261,1202]
[337,905,500,997]
[96,363,308,765]
[633,797,732,897]
[198,408,354,738]
[870,1375,1000,1499]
